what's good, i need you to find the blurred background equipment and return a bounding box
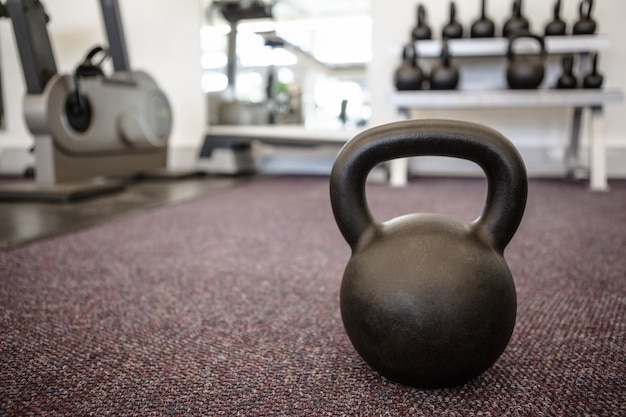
[0,0,174,201]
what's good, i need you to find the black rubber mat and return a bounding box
[0,175,248,248]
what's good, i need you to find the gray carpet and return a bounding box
[1,176,625,416]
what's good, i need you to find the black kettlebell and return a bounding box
[573,0,597,35]
[506,33,546,89]
[430,39,459,90]
[545,0,567,36]
[556,55,578,89]
[330,119,528,388]
[411,4,432,41]
[503,0,530,38]
[471,0,495,38]
[583,53,604,89]
[394,43,425,91]
[442,2,463,39]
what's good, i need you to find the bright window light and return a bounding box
[314,79,366,118]
[200,15,372,66]
[277,67,295,84]
[201,52,228,69]
[202,72,228,92]
[239,45,298,67]
[276,16,372,65]
[200,26,229,51]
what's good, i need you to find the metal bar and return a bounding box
[566,106,583,178]
[589,106,609,191]
[413,35,611,58]
[226,21,237,90]
[6,0,57,94]
[391,89,625,109]
[99,0,131,72]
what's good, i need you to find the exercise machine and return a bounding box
[0,0,173,201]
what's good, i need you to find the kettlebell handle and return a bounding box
[417,4,426,24]
[402,43,418,65]
[330,119,527,253]
[582,0,594,19]
[441,38,451,66]
[507,32,546,62]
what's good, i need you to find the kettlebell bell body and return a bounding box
[506,33,546,89]
[556,55,578,89]
[583,53,604,89]
[573,0,596,35]
[330,120,528,388]
[442,2,463,39]
[412,4,432,41]
[471,0,496,38]
[545,0,567,36]
[430,40,459,90]
[503,0,530,38]
[394,44,424,91]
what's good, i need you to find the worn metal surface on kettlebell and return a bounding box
[330,120,528,388]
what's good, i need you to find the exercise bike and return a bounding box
[0,0,174,201]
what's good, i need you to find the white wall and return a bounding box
[0,0,204,164]
[369,0,626,176]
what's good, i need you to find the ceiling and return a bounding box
[205,0,370,23]
[201,0,372,67]
[272,0,369,18]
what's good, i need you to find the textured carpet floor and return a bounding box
[1,176,625,416]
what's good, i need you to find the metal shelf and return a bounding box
[389,35,620,192]
[414,35,610,58]
[204,125,360,146]
[391,88,624,109]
